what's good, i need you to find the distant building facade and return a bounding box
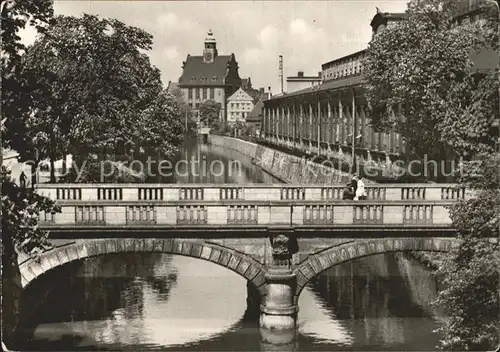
[322,50,366,82]
[177,30,242,122]
[246,96,264,131]
[241,77,252,90]
[246,88,272,131]
[286,71,322,93]
[227,88,255,124]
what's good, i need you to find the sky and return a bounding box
[21,0,409,93]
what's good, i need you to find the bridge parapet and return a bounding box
[36,183,472,202]
[37,200,455,231]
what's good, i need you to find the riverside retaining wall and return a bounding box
[208,135,355,184]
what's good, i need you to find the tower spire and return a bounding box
[203,29,217,63]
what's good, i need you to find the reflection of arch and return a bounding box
[294,237,458,303]
[20,239,267,296]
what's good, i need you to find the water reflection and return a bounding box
[28,254,247,350]
[147,138,277,184]
[296,253,442,351]
[25,252,443,351]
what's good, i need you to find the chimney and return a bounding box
[279,55,284,93]
[297,71,304,77]
[318,71,322,78]
[268,86,272,97]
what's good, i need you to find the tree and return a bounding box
[365,1,500,347]
[129,90,186,159]
[1,167,61,345]
[1,0,54,183]
[1,2,66,345]
[364,0,499,163]
[199,99,221,128]
[169,86,192,117]
[433,155,500,350]
[169,87,197,135]
[15,14,188,182]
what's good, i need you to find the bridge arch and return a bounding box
[19,238,267,296]
[293,237,459,303]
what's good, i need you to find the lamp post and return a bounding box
[485,0,500,153]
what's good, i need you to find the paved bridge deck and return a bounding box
[34,184,469,234]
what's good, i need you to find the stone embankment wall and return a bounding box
[209,135,356,184]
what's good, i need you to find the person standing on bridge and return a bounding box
[343,176,358,200]
[354,176,367,200]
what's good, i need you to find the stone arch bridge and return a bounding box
[19,182,470,341]
[19,236,459,333]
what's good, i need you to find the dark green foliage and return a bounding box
[6,14,188,182]
[434,155,500,350]
[365,0,499,161]
[1,167,61,257]
[199,99,222,129]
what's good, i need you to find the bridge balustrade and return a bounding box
[303,205,334,224]
[34,202,456,229]
[36,183,471,202]
[177,205,207,224]
[33,184,468,230]
[227,205,258,224]
[138,188,163,200]
[403,205,434,224]
[75,206,105,224]
[353,205,384,224]
[127,205,156,224]
[220,187,244,200]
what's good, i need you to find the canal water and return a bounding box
[21,140,445,351]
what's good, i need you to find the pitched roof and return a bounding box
[370,12,407,28]
[178,55,232,86]
[244,88,261,104]
[247,97,264,122]
[228,87,253,101]
[167,81,178,93]
[268,75,364,101]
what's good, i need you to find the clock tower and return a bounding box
[203,29,217,63]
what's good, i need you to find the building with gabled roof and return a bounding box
[227,87,254,124]
[177,30,242,122]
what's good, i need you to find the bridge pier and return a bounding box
[260,267,297,331]
[259,234,298,344]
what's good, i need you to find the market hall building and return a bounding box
[261,1,491,166]
[261,11,406,166]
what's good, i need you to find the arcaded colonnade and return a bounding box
[262,75,406,163]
